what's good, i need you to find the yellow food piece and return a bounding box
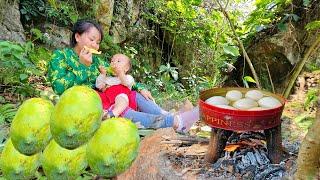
[84,46,101,54]
[106,66,114,75]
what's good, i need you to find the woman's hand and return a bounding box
[140,89,154,101]
[79,48,93,66]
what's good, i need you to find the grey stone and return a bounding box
[95,0,114,33]
[0,0,26,43]
[109,0,141,44]
[43,23,71,48]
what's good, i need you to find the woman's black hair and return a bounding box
[70,19,104,47]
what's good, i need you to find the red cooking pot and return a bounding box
[199,87,286,131]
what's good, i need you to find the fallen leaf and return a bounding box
[224,144,240,152]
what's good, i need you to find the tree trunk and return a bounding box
[118,128,191,180]
[295,96,320,179]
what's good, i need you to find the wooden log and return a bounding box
[118,128,196,180]
[204,128,232,163]
[265,124,282,163]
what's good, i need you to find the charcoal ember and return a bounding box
[242,171,255,180]
[246,152,258,166]
[221,159,236,173]
[227,132,240,143]
[259,149,271,164]
[224,151,231,159]
[239,131,265,140]
[237,147,254,156]
[212,157,224,169]
[236,154,252,172]
[255,164,285,180]
[254,148,270,165]
[241,165,257,179]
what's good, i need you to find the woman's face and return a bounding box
[75,26,101,51]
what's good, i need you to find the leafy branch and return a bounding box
[214,0,261,89]
[283,35,320,98]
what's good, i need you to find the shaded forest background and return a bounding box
[0,0,319,179]
[0,0,319,104]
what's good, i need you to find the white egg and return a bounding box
[258,96,282,109]
[215,104,237,110]
[233,98,258,110]
[248,107,269,111]
[205,96,229,105]
[245,90,264,101]
[225,90,243,101]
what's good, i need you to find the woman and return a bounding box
[47,19,199,133]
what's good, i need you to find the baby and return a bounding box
[96,54,198,133]
[96,54,136,118]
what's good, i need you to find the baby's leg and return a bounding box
[123,109,174,129]
[136,92,169,115]
[112,93,129,117]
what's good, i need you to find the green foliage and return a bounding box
[20,0,95,28]
[20,0,46,23]
[0,41,40,85]
[100,35,122,59]
[28,46,52,74]
[0,104,16,125]
[243,76,257,88]
[126,0,239,97]
[305,21,320,31]
[303,0,311,7]
[243,0,293,40]
[293,112,315,131]
[304,88,318,110]
[159,63,179,81]
[223,45,240,57]
[0,41,44,98]
[46,1,79,26]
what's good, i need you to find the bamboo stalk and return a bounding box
[214,0,261,89]
[283,35,320,98]
[265,63,275,93]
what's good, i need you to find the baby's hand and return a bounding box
[99,66,107,75]
[100,85,107,92]
[112,64,125,77]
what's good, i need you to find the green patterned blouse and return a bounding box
[47,48,144,95]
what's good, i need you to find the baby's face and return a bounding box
[110,54,130,72]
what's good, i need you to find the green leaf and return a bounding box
[223,45,240,57]
[292,14,300,22]
[0,115,5,125]
[0,125,9,144]
[159,65,167,73]
[243,79,249,88]
[305,21,320,31]
[0,96,5,104]
[303,0,311,6]
[243,76,256,83]
[30,28,43,40]
[170,70,179,81]
[19,74,28,81]
[277,23,287,31]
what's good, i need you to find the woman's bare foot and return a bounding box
[179,99,194,113]
[176,106,200,133]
